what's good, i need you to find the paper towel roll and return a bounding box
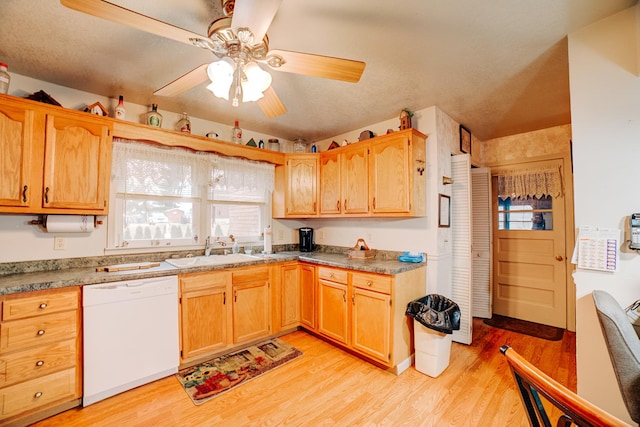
[45,215,95,233]
[264,226,272,254]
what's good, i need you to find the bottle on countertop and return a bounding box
[176,112,191,133]
[114,95,126,120]
[146,104,163,128]
[231,235,239,254]
[232,120,242,144]
[0,62,10,94]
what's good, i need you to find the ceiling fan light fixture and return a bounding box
[206,58,235,100]
[241,62,272,102]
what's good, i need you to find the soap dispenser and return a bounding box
[231,235,239,254]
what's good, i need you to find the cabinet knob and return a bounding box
[34,391,43,399]
[36,360,45,367]
[367,281,373,287]
[555,255,564,261]
[37,329,45,336]
[39,303,47,310]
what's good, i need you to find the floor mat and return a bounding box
[176,338,303,405]
[483,314,565,341]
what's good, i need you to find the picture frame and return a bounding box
[460,124,471,155]
[439,194,451,228]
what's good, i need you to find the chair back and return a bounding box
[593,290,640,424]
[500,345,628,427]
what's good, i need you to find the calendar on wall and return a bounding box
[571,226,620,272]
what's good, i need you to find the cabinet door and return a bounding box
[0,103,38,209]
[285,155,317,216]
[317,279,349,345]
[342,145,369,214]
[351,288,391,364]
[300,264,316,330]
[369,135,411,213]
[180,272,231,361]
[233,280,270,344]
[280,264,300,329]
[43,113,111,211]
[319,151,341,215]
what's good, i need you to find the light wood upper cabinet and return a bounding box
[369,130,426,216]
[278,129,426,218]
[43,113,111,211]
[319,150,341,215]
[284,154,318,217]
[0,95,112,214]
[0,101,39,209]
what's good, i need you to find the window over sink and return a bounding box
[107,140,274,250]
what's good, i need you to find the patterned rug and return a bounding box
[484,314,565,341]
[176,338,303,405]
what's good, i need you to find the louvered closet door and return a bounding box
[451,154,472,345]
[471,168,492,318]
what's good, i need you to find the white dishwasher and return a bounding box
[83,275,179,406]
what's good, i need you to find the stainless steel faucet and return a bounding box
[205,236,212,256]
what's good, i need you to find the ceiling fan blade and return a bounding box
[231,0,282,43]
[266,50,365,83]
[257,86,287,118]
[154,64,210,97]
[60,0,205,46]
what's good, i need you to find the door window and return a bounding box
[497,195,553,230]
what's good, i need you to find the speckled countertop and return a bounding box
[0,248,426,295]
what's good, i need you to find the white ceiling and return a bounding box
[1,0,636,142]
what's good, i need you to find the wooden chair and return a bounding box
[500,345,628,427]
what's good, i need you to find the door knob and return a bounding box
[555,255,564,261]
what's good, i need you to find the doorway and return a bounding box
[491,159,567,328]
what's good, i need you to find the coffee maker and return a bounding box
[299,227,314,252]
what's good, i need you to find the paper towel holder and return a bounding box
[29,215,104,231]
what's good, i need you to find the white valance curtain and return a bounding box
[112,139,275,202]
[495,165,563,200]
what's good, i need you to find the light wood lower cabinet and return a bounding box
[314,266,426,372]
[0,287,81,424]
[179,271,232,362]
[232,267,271,344]
[278,262,301,330]
[179,266,271,365]
[299,264,316,330]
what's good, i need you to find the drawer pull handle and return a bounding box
[37,329,45,336]
[22,185,28,203]
[34,391,43,399]
[44,187,49,204]
[36,360,45,367]
[39,303,47,309]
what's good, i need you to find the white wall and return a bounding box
[569,5,640,423]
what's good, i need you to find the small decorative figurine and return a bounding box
[400,108,413,130]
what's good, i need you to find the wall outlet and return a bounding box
[277,229,284,241]
[320,230,326,241]
[54,236,65,250]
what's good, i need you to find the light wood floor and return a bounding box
[32,318,575,426]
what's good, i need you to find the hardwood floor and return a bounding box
[32,318,576,426]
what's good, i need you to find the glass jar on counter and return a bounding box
[268,138,280,152]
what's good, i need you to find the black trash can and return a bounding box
[406,294,461,377]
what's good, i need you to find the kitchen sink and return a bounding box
[165,253,261,268]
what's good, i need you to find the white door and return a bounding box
[471,167,492,318]
[451,154,472,345]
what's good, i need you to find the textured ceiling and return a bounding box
[1,0,636,142]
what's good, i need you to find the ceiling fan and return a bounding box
[60,0,366,118]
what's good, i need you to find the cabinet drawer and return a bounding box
[2,290,78,321]
[351,272,392,294]
[0,311,77,353]
[0,339,76,387]
[0,367,76,418]
[232,267,269,283]
[181,271,231,293]
[318,267,348,284]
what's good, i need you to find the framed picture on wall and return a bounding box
[439,194,451,228]
[460,125,471,155]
